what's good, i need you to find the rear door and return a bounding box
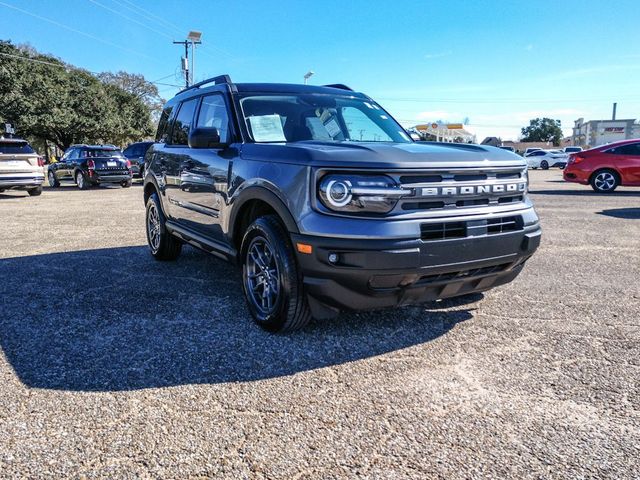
[609,142,640,184]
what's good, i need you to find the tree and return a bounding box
[0,40,154,150]
[97,71,165,123]
[520,117,563,146]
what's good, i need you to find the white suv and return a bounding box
[0,138,45,196]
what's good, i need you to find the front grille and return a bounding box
[421,215,523,241]
[487,216,522,234]
[393,167,527,214]
[421,221,466,240]
[416,263,511,285]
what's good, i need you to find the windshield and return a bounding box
[239,94,411,144]
[80,149,124,158]
[0,141,35,154]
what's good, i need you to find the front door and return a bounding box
[611,142,640,184]
[171,93,234,241]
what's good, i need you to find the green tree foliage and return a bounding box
[520,117,564,146]
[0,40,154,150]
[98,71,165,124]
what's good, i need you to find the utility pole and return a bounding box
[173,31,202,88]
[173,40,190,88]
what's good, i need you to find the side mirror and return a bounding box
[189,127,225,149]
[409,132,421,141]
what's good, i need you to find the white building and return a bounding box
[572,118,638,148]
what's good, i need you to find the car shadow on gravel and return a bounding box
[597,208,640,219]
[0,246,474,392]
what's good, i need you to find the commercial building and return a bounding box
[571,117,639,148]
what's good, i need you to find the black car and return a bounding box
[123,141,153,179]
[143,75,540,332]
[48,144,132,189]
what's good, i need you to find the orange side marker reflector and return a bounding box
[296,243,313,254]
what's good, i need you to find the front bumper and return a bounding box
[292,220,541,318]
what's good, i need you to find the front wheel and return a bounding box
[590,169,619,193]
[540,160,549,170]
[146,193,182,260]
[241,215,311,332]
[121,179,132,188]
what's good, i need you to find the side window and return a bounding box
[156,105,174,143]
[67,149,79,160]
[170,99,198,145]
[196,94,230,142]
[611,143,640,155]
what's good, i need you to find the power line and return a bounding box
[0,51,68,69]
[86,0,173,40]
[377,96,640,104]
[0,52,182,87]
[0,1,163,64]
[110,0,185,35]
[106,0,236,61]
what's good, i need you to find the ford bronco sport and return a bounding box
[143,75,541,332]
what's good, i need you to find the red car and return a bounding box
[563,139,640,192]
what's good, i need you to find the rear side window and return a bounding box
[197,94,230,142]
[170,99,198,145]
[156,105,174,143]
[610,143,640,155]
[0,142,35,154]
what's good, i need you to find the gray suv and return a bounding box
[143,75,541,332]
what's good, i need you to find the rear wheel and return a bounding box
[48,170,59,187]
[27,186,43,196]
[540,160,549,170]
[76,171,90,190]
[146,193,182,260]
[241,215,311,332]
[590,169,619,193]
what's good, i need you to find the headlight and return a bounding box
[318,174,411,214]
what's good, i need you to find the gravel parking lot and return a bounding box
[0,170,638,478]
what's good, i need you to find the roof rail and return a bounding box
[178,74,233,94]
[323,84,354,91]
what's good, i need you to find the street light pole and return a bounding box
[303,70,314,85]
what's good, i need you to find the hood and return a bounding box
[240,141,526,169]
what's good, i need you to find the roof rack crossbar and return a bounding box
[178,74,233,94]
[323,84,354,91]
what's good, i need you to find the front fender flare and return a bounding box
[228,186,300,236]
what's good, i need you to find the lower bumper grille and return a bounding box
[421,215,523,241]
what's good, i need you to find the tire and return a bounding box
[48,170,59,188]
[241,215,311,332]
[590,169,619,193]
[146,193,182,260]
[27,186,43,196]
[540,160,549,170]
[121,180,132,188]
[76,171,90,190]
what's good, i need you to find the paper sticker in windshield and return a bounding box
[324,119,341,138]
[249,115,287,142]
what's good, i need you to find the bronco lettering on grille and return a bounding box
[420,183,525,197]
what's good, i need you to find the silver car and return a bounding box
[0,138,45,196]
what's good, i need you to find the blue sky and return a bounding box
[1,0,639,141]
